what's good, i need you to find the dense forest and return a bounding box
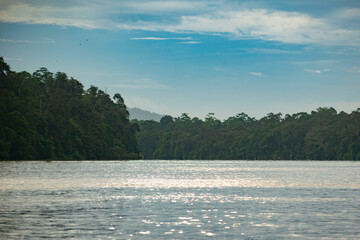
[0,57,141,160]
[1,57,360,160]
[135,109,360,160]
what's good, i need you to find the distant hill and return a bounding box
[128,107,164,121]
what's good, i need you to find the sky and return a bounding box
[0,0,360,120]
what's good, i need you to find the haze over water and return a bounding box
[1,160,360,239]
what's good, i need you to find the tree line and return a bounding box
[135,108,360,160]
[0,57,141,160]
[1,57,359,160]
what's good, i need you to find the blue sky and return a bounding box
[1,0,359,119]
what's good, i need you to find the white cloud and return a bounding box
[347,66,360,73]
[112,78,166,89]
[177,41,201,44]
[304,69,322,74]
[333,8,360,21]
[0,1,117,30]
[239,48,302,55]
[162,9,360,46]
[131,37,192,40]
[122,1,207,12]
[304,68,331,74]
[250,72,262,76]
[1,1,359,46]
[125,96,168,114]
[0,38,55,43]
[292,60,336,66]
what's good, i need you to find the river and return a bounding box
[0,160,359,239]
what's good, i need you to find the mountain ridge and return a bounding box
[128,107,164,121]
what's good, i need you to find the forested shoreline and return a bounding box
[0,58,141,160]
[1,58,360,160]
[136,110,360,160]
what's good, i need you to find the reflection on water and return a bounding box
[0,161,359,239]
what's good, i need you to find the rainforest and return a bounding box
[0,57,140,160]
[1,58,359,160]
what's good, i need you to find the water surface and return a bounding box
[1,160,359,239]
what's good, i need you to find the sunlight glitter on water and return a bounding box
[2,175,360,191]
[1,160,360,191]
[1,161,360,239]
